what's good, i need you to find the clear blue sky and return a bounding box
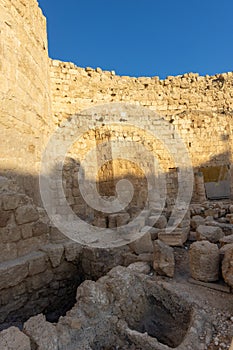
[38,0,233,79]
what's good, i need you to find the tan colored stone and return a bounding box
[28,251,47,276]
[40,244,64,268]
[191,215,205,229]
[219,234,233,247]
[189,241,219,282]
[0,327,31,350]
[222,246,233,288]
[15,205,39,225]
[128,232,154,254]
[153,239,175,277]
[0,256,29,290]
[24,314,58,350]
[127,261,151,274]
[196,225,224,243]
[158,228,188,246]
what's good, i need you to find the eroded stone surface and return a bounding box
[189,241,220,282]
[196,225,224,243]
[153,239,175,277]
[0,326,31,350]
[222,247,233,288]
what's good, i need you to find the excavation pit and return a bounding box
[133,294,191,348]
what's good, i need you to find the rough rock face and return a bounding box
[189,241,220,282]
[222,247,233,288]
[153,240,175,277]
[196,225,224,243]
[24,314,58,350]
[0,326,31,350]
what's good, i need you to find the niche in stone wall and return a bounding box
[199,165,230,199]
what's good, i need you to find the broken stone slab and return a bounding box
[153,239,175,277]
[24,314,58,350]
[15,204,39,225]
[0,326,31,350]
[189,241,220,282]
[191,215,205,229]
[158,227,189,246]
[222,246,233,288]
[196,225,224,243]
[128,232,154,254]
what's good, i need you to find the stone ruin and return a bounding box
[1,0,233,349]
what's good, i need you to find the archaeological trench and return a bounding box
[1,0,233,349]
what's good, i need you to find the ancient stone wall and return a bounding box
[0,0,51,203]
[50,60,233,207]
[50,60,233,167]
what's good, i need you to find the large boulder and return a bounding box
[222,246,233,288]
[196,225,224,243]
[189,241,220,282]
[153,239,175,277]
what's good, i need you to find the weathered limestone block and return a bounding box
[17,236,48,257]
[196,225,224,243]
[127,261,151,274]
[0,209,12,227]
[222,247,233,288]
[50,226,66,242]
[191,215,205,229]
[219,234,233,247]
[153,239,175,277]
[32,220,49,236]
[0,224,21,243]
[0,242,17,262]
[148,215,167,229]
[21,223,33,239]
[0,327,31,350]
[226,214,233,224]
[28,251,47,276]
[40,244,64,268]
[158,227,188,246]
[128,232,154,254]
[15,204,39,225]
[140,225,159,240]
[24,314,58,350]
[189,241,220,282]
[64,240,82,262]
[2,193,24,210]
[220,243,233,261]
[116,213,130,226]
[0,256,29,290]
